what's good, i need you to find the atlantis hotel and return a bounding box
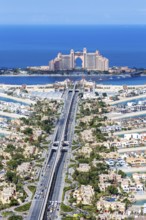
[49,48,109,71]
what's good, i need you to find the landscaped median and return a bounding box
[14,202,31,212]
[8,215,23,220]
[27,185,36,197]
[60,202,73,212]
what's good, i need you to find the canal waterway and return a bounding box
[0,96,28,105]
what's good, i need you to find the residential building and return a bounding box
[78,146,92,158]
[126,156,146,166]
[73,185,95,205]
[97,199,125,213]
[0,184,16,204]
[121,179,144,192]
[132,173,146,181]
[17,162,32,177]
[77,163,90,172]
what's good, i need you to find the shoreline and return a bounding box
[0,111,27,119]
[0,93,35,104]
[0,129,11,135]
[108,110,146,120]
[0,73,129,77]
[109,93,146,105]
[120,166,146,173]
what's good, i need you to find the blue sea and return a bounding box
[0,75,146,85]
[0,25,146,68]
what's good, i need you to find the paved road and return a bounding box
[46,90,79,220]
[47,151,67,220]
[27,86,78,220]
[27,150,58,220]
[23,185,33,201]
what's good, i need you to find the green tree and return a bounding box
[23,127,33,135]
[6,171,18,184]
[122,198,132,210]
[7,160,18,170]
[5,144,16,153]
[118,170,126,178]
[10,198,19,206]
[60,203,73,212]
[0,161,3,170]
[107,185,118,195]
[21,117,30,125]
[102,93,107,97]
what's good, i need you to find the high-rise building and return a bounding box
[49,48,109,71]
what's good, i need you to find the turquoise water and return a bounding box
[126,172,133,177]
[113,98,146,106]
[126,171,146,176]
[0,116,13,120]
[121,114,146,119]
[0,96,28,105]
[134,200,146,206]
[0,133,5,137]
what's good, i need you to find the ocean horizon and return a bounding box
[0,25,146,68]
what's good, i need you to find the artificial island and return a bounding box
[0,78,146,220]
[0,48,143,76]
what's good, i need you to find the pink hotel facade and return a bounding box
[49,48,109,71]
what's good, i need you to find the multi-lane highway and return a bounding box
[46,90,79,220]
[27,84,79,220]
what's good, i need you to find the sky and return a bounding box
[0,0,146,25]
